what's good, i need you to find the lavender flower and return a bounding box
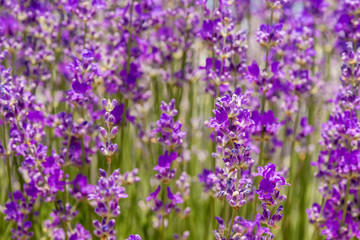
[2,191,34,239]
[99,99,119,166]
[88,169,132,239]
[309,42,360,239]
[151,99,186,150]
[147,99,187,237]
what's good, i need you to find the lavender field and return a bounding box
[0,0,359,239]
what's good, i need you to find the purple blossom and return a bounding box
[146,185,161,202]
[3,191,34,239]
[167,187,183,204]
[152,99,186,150]
[93,218,116,240]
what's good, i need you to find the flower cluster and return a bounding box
[147,99,188,235]
[3,191,34,239]
[98,99,119,166]
[65,49,101,107]
[44,200,91,240]
[199,1,248,97]
[152,99,186,150]
[256,163,289,228]
[309,42,360,239]
[88,169,131,239]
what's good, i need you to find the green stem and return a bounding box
[280,119,288,166]
[298,95,315,239]
[119,99,129,168]
[161,184,166,240]
[50,58,57,113]
[63,122,73,209]
[269,7,274,26]
[283,98,302,238]
[227,208,236,240]
[289,99,301,181]
[187,82,194,144]
[6,153,12,199]
[2,117,13,200]
[11,51,15,76]
[341,178,350,225]
[81,137,86,174]
[167,83,174,100]
[107,161,111,177]
[14,156,24,192]
[204,199,213,240]
[83,21,87,49]
[246,7,251,61]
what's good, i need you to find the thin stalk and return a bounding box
[50,58,57,113]
[105,118,113,176]
[11,51,15,76]
[81,137,86,174]
[246,5,251,59]
[279,119,288,166]
[107,162,111,177]
[204,184,215,239]
[83,21,87,49]
[13,156,24,192]
[341,178,350,225]
[161,184,166,240]
[282,98,302,239]
[119,98,129,167]
[289,99,301,181]
[63,121,73,210]
[167,83,174,100]
[303,24,318,240]
[153,76,162,117]
[178,31,189,112]
[6,154,12,199]
[2,117,12,200]
[227,208,236,240]
[298,95,315,239]
[269,7,274,26]
[187,82,194,148]
[211,197,216,232]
